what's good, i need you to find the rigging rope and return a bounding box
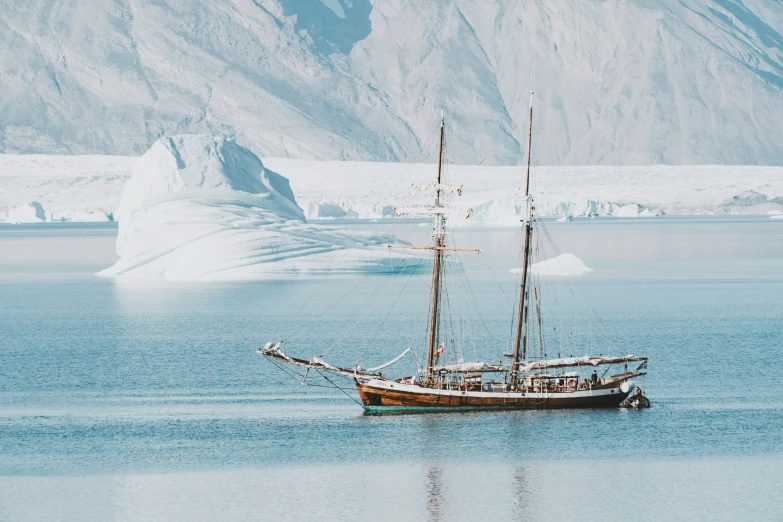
[358,252,427,365]
[282,259,387,343]
[481,252,514,307]
[317,370,366,409]
[536,219,621,353]
[281,203,429,346]
[264,352,365,409]
[285,272,333,330]
[443,228,504,362]
[321,268,400,357]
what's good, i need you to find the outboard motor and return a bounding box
[622,386,651,408]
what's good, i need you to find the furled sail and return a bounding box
[360,347,412,373]
[433,362,504,372]
[261,342,412,377]
[260,342,355,377]
[519,355,647,372]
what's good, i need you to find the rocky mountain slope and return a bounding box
[2,0,783,165]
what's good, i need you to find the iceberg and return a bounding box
[3,202,46,223]
[97,135,418,280]
[612,203,665,217]
[613,204,644,217]
[511,253,593,277]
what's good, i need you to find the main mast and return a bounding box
[426,115,446,383]
[510,85,535,389]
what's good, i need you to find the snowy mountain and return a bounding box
[2,0,783,165]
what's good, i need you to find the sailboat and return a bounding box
[261,89,648,413]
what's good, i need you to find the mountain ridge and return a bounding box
[2,0,783,165]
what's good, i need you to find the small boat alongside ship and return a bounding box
[262,88,649,413]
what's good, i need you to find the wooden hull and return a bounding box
[355,378,630,413]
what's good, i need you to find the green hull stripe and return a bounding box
[362,404,620,414]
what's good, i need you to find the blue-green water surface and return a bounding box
[1,218,782,521]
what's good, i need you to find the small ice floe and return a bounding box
[555,215,573,222]
[511,253,593,276]
[771,215,783,220]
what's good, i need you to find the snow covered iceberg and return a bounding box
[98,135,417,280]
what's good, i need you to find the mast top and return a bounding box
[528,62,535,108]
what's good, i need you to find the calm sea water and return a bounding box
[1,218,782,521]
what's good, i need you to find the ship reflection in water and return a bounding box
[4,459,773,521]
[426,466,443,522]
[421,463,548,522]
[513,466,531,520]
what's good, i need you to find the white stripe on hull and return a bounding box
[358,378,624,400]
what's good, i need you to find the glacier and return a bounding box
[96,135,419,280]
[2,153,783,225]
[2,1,783,165]
[0,153,133,223]
[261,160,783,223]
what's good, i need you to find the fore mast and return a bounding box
[425,115,447,384]
[510,84,535,390]
[387,113,476,386]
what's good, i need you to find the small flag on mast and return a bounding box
[636,361,648,371]
[435,343,445,356]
